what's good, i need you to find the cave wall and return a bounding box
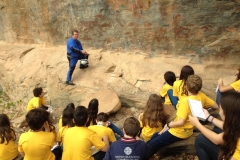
[0,0,240,60]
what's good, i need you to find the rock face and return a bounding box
[0,0,240,62]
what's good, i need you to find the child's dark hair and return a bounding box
[123,117,140,137]
[96,112,109,122]
[66,103,75,110]
[74,106,88,126]
[142,94,168,128]
[185,75,202,94]
[219,92,240,160]
[26,108,52,131]
[179,65,194,95]
[0,114,16,144]
[164,71,176,86]
[33,87,43,97]
[86,98,98,126]
[62,105,75,127]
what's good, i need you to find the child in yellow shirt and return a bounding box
[18,108,62,160]
[62,106,109,160]
[148,75,218,156]
[189,92,240,160]
[26,87,49,112]
[160,71,176,107]
[0,114,19,160]
[216,68,240,105]
[58,103,75,131]
[88,112,116,160]
[172,65,194,108]
[139,94,168,142]
[57,104,75,145]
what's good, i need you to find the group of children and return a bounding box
[0,66,240,160]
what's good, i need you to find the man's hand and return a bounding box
[81,50,88,55]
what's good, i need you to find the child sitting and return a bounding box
[57,104,75,145]
[18,108,61,160]
[86,98,124,139]
[88,112,116,160]
[58,103,75,129]
[147,75,218,156]
[26,87,49,112]
[159,71,176,107]
[105,117,152,160]
[0,114,19,160]
[62,106,109,160]
[172,65,194,108]
[138,94,168,142]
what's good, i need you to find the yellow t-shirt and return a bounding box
[160,84,173,105]
[231,80,240,92]
[62,126,106,160]
[173,80,187,101]
[169,91,214,139]
[26,97,46,112]
[88,125,116,143]
[18,131,55,160]
[233,139,240,160]
[139,115,163,142]
[0,138,18,160]
[56,126,69,144]
[58,116,63,130]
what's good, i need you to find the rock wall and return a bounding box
[0,0,240,61]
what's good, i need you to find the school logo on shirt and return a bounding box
[124,147,132,155]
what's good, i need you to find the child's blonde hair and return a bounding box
[186,75,202,94]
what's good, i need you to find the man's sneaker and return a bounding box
[80,65,88,69]
[66,81,75,85]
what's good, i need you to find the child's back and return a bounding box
[0,138,18,160]
[139,113,163,142]
[88,125,116,143]
[105,117,152,160]
[19,131,55,160]
[63,126,105,160]
[169,91,215,139]
[62,106,108,160]
[105,137,152,160]
[0,114,18,160]
[139,94,167,142]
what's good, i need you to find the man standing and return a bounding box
[66,30,89,85]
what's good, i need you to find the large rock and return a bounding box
[81,89,121,114]
[11,114,27,128]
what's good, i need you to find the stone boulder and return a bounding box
[11,114,27,128]
[81,89,121,114]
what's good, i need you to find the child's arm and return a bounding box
[203,109,223,129]
[189,115,223,145]
[210,102,219,110]
[159,118,185,135]
[218,78,234,92]
[100,135,110,152]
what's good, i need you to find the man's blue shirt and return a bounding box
[67,37,83,58]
